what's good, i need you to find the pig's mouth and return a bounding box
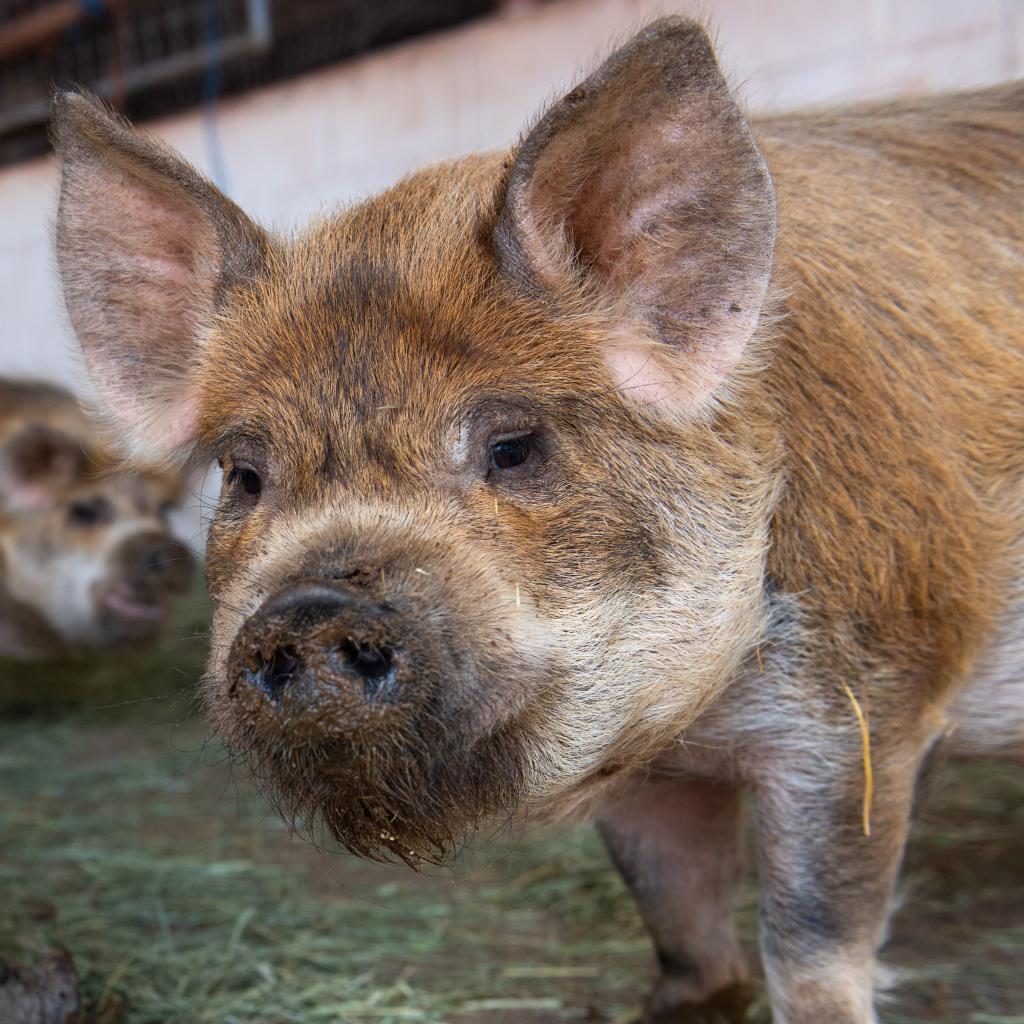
[210,673,531,866]
[206,573,538,865]
[93,580,170,640]
[102,586,165,622]
[263,726,524,866]
[96,531,194,638]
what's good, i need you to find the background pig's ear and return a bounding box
[0,424,89,512]
[51,90,268,462]
[493,18,776,416]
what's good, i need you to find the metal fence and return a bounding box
[0,0,497,165]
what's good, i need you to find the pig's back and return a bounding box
[755,84,1024,697]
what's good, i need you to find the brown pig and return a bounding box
[0,378,194,658]
[50,19,1023,1023]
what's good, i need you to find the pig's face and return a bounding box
[0,380,194,658]
[1,472,192,652]
[53,20,777,861]
[194,205,775,861]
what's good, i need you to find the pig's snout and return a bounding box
[118,532,194,594]
[228,578,425,734]
[98,531,194,638]
[216,571,533,863]
[241,581,397,702]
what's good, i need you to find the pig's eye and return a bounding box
[225,465,262,500]
[489,435,535,472]
[67,496,112,527]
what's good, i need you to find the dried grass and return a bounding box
[1,589,1021,1023]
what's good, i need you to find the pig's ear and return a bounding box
[51,90,268,461]
[0,424,89,512]
[494,18,776,416]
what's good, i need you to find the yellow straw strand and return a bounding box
[841,680,873,837]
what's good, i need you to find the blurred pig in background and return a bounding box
[0,378,193,660]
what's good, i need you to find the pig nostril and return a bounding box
[337,638,392,679]
[235,581,408,712]
[247,645,303,702]
[331,637,396,702]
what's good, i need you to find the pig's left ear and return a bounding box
[52,90,268,462]
[494,18,776,416]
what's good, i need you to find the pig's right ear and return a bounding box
[493,18,776,419]
[51,90,268,462]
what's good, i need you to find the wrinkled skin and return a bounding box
[51,18,1024,1024]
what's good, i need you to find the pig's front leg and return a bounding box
[752,731,923,1024]
[597,778,752,1023]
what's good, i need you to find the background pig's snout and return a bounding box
[118,532,194,594]
[99,532,194,637]
[228,578,425,734]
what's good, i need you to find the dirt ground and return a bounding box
[1,610,1021,1024]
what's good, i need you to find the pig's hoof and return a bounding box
[0,949,81,1024]
[646,981,752,1024]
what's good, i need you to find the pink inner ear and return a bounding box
[605,345,680,408]
[103,392,199,462]
[123,187,208,273]
[499,23,775,423]
[69,170,216,458]
[605,295,764,417]
[164,396,200,451]
[1,480,54,512]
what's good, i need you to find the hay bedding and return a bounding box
[0,594,1022,1023]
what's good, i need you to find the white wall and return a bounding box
[2,0,1021,385]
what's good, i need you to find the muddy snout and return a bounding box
[228,578,430,738]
